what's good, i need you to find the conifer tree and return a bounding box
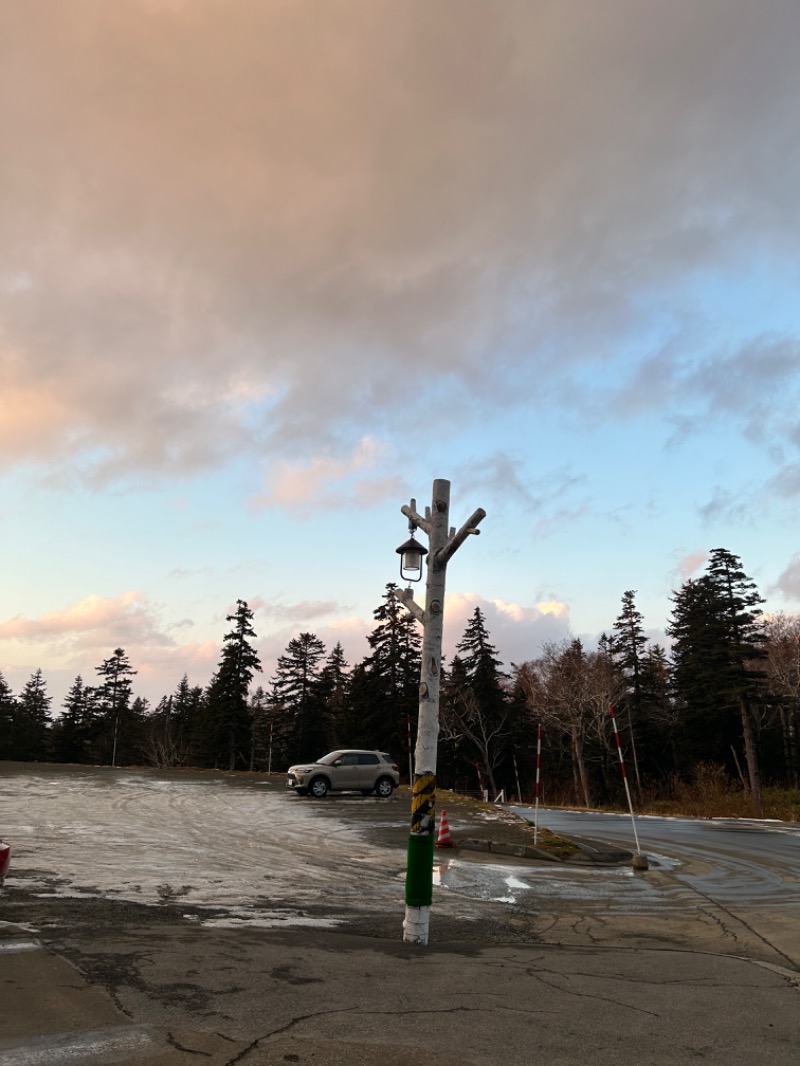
[336,661,373,751]
[440,608,509,795]
[706,548,768,811]
[201,600,262,770]
[350,584,421,759]
[317,643,351,746]
[14,668,51,760]
[612,592,648,697]
[668,550,768,810]
[270,632,328,766]
[127,696,149,763]
[248,685,270,771]
[611,590,649,791]
[668,575,733,767]
[171,675,204,765]
[52,675,93,764]
[0,672,16,760]
[439,654,474,787]
[638,643,678,777]
[147,675,205,767]
[95,648,138,766]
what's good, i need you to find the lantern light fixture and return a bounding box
[396,534,428,583]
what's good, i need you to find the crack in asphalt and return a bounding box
[665,872,800,971]
[222,1002,556,1066]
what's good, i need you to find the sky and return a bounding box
[2,0,800,711]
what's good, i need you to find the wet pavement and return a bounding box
[1,763,799,1064]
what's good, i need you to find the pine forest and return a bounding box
[2,550,799,818]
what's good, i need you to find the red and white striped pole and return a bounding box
[609,703,648,870]
[533,723,542,845]
[476,767,487,802]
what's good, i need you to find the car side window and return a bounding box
[338,753,359,766]
[357,754,379,765]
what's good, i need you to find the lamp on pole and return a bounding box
[394,478,485,945]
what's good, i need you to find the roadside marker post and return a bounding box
[534,723,542,846]
[608,703,649,871]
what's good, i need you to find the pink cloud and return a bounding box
[250,438,404,514]
[675,551,709,581]
[0,592,166,641]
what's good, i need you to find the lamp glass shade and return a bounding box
[402,548,422,573]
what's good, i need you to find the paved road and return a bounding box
[510,805,800,969]
[521,806,800,901]
[2,766,800,1064]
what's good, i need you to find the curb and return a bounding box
[452,837,632,865]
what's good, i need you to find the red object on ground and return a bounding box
[0,842,10,884]
[435,810,454,849]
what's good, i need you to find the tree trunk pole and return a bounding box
[397,479,485,945]
[403,480,450,945]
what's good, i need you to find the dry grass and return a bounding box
[636,764,800,821]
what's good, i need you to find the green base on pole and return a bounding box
[405,832,435,907]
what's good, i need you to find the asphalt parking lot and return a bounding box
[2,763,799,1065]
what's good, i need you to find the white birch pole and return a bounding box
[394,479,485,944]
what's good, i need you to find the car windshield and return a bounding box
[316,751,345,766]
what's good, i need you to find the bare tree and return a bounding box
[439,685,509,796]
[763,613,800,788]
[516,640,595,807]
[516,639,627,807]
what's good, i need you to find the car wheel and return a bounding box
[375,777,394,798]
[308,777,329,798]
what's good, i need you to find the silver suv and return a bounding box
[286,750,400,798]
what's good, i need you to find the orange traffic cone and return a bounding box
[435,809,454,849]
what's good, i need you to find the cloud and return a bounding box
[773,555,800,600]
[256,600,344,624]
[133,639,219,700]
[0,592,171,644]
[3,2,800,484]
[253,615,375,680]
[0,591,203,708]
[0,370,75,462]
[697,488,752,526]
[459,453,588,520]
[248,591,575,689]
[443,592,572,667]
[251,437,403,514]
[608,335,800,436]
[769,463,800,500]
[672,551,709,583]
